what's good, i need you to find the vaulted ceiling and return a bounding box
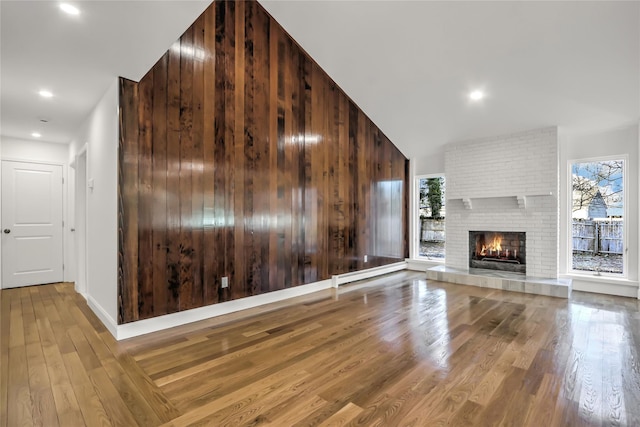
[1,0,638,163]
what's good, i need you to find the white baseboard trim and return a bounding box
[75,284,88,301]
[114,278,333,341]
[570,278,639,298]
[405,258,443,272]
[106,262,410,340]
[331,261,407,288]
[87,295,118,338]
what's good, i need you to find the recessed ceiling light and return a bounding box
[469,90,485,101]
[39,90,53,98]
[59,3,80,15]
[32,132,42,138]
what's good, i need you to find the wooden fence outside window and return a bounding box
[572,220,623,254]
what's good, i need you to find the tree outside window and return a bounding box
[418,176,445,259]
[571,159,624,275]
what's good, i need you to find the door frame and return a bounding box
[1,158,66,289]
[71,144,89,297]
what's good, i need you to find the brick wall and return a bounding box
[445,127,559,278]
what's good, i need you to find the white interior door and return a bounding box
[1,161,63,288]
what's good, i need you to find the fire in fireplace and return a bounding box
[469,231,526,274]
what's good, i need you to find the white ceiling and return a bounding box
[0,0,211,144]
[1,0,639,162]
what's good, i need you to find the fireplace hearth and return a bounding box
[469,231,526,274]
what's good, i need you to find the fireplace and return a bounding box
[469,231,526,274]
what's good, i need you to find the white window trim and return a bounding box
[567,155,628,278]
[413,174,446,262]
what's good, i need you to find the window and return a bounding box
[417,176,445,260]
[571,159,625,275]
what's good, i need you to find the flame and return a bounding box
[491,235,503,252]
[479,234,502,256]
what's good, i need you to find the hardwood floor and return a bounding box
[2,271,639,426]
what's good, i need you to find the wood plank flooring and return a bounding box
[2,271,639,426]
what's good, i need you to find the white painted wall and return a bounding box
[2,138,69,162]
[68,79,119,334]
[559,124,639,296]
[413,147,445,176]
[0,137,73,284]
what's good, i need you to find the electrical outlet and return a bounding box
[364,255,368,263]
[221,276,229,288]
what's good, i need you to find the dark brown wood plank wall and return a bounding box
[202,4,216,306]
[118,79,139,324]
[138,64,154,318]
[118,0,409,324]
[151,55,169,317]
[165,41,182,314]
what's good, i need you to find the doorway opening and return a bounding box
[73,148,88,295]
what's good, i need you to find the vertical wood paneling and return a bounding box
[282,37,294,290]
[311,63,324,280]
[118,0,409,323]
[165,41,182,313]
[233,0,245,301]
[178,27,194,311]
[213,3,226,304]
[275,33,286,291]
[289,45,303,286]
[336,90,348,275]
[202,5,217,305]
[243,0,253,298]
[223,0,236,304]
[255,5,271,294]
[302,56,313,284]
[356,107,368,271]
[151,57,168,316]
[118,78,139,324]
[191,15,205,309]
[268,21,279,293]
[243,0,257,297]
[138,69,154,318]
[347,101,358,272]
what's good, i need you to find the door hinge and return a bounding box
[63,264,65,271]
[62,221,64,227]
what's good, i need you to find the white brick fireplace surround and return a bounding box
[444,127,560,279]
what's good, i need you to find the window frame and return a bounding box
[413,174,446,262]
[567,155,628,278]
